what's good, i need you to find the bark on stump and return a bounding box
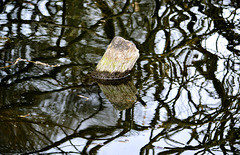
[91,36,139,80]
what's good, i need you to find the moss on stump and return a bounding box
[91,36,139,80]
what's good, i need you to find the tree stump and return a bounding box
[91,36,139,80]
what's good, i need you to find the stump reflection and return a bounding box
[97,77,137,110]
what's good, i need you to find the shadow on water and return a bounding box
[0,0,239,154]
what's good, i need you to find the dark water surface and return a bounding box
[0,0,240,154]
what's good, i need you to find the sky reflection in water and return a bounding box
[0,0,240,154]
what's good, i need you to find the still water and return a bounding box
[0,0,240,154]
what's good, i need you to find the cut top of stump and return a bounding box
[91,36,139,80]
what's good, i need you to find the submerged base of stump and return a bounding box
[91,36,139,80]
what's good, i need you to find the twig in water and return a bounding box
[78,95,89,101]
[0,58,60,69]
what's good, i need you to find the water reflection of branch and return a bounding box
[28,125,65,153]
[2,19,105,38]
[1,0,240,154]
[60,126,82,153]
[24,126,119,154]
[89,109,136,154]
[89,128,129,154]
[0,115,73,131]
